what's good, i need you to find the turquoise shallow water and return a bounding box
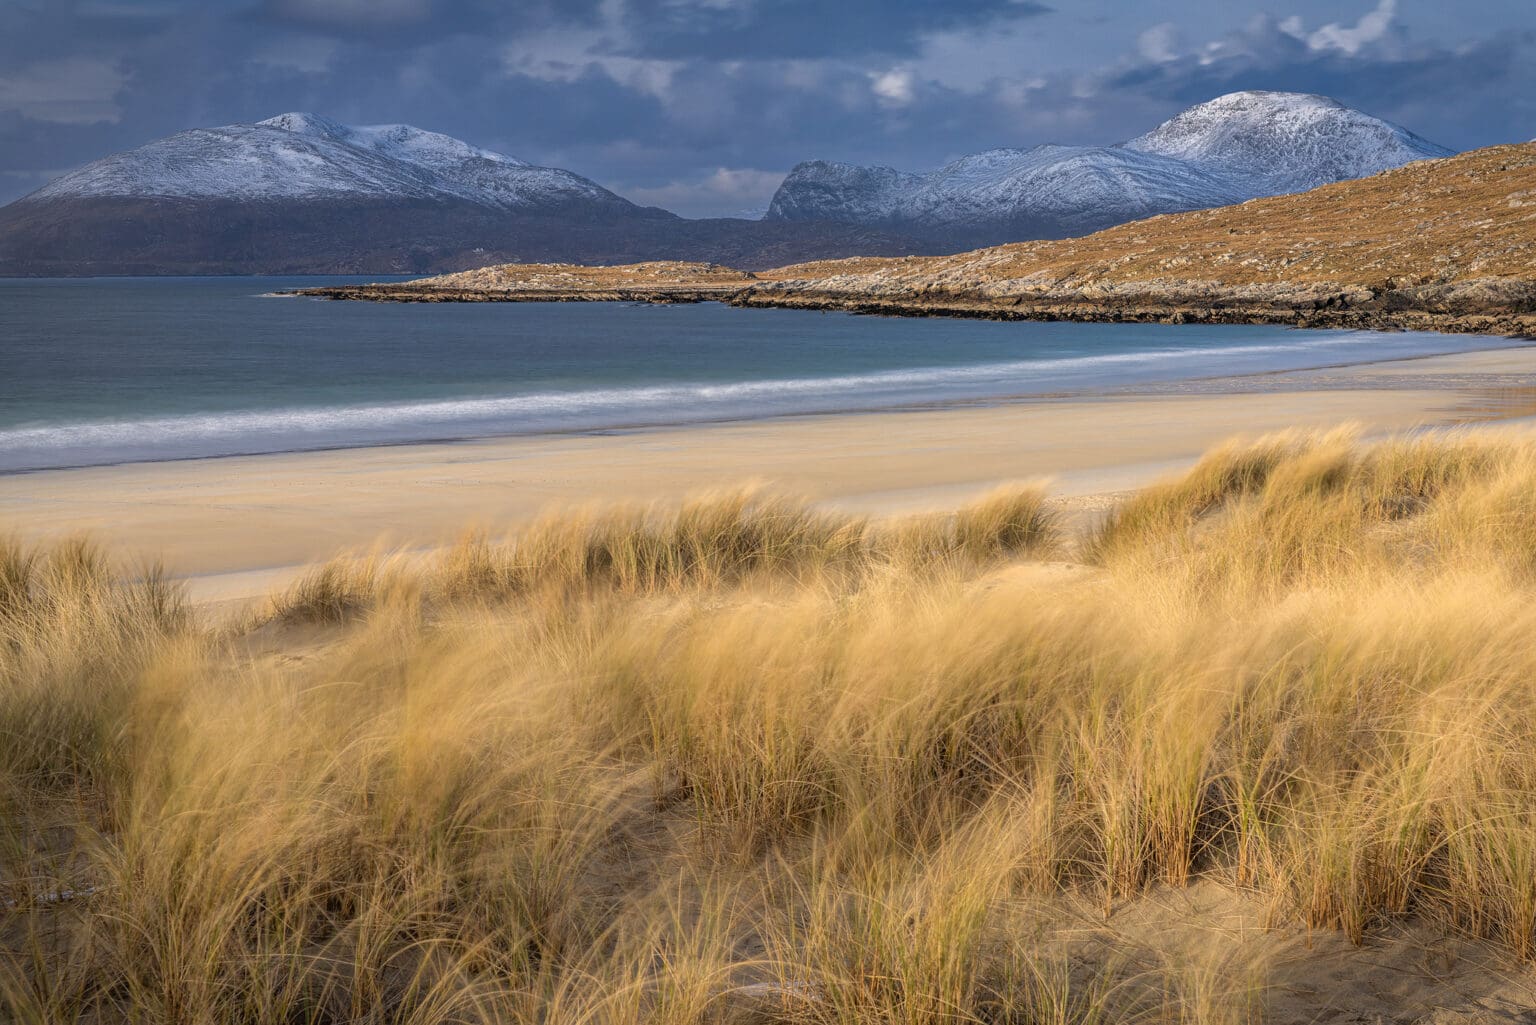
[0,276,1517,473]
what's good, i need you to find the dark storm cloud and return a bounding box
[1,0,1534,214]
[257,0,605,39]
[0,1,181,65]
[617,0,1052,59]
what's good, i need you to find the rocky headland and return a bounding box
[296,260,759,303]
[296,142,1536,337]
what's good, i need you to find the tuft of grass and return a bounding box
[293,485,1057,621]
[13,432,1536,1023]
[0,536,186,790]
[267,555,388,624]
[884,483,1058,567]
[428,488,870,602]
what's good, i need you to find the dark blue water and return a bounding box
[0,276,1518,473]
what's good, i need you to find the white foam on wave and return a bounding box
[0,330,1508,472]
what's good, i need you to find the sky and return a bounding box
[2,0,1534,216]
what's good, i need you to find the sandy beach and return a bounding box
[1,344,1532,603]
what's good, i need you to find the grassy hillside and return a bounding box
[329,144,1536,333]
[766,143,1536,292]
[9,432,1536,1021]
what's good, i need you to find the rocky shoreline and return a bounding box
[730,287,1536,336]
[291,281,1536,337]
[290,141,1536,338]
[291,283,746,304]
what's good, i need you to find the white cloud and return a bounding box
[993,76,1046,109]
[1303,0,1397,56]
[525,52,682,99]
[623,166,785,217]
[501,21,681,101]
[870,68,915,106]
[903,14,1076,94]
[1137,23,1180,63]
[0,57,126,124]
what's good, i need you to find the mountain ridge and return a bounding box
[1120,91,1450,189]
[301,140,1536,338]
[766,91,1453,248]
[24,114,635,214]
[0,93,1458,275]
[0,112,924,275]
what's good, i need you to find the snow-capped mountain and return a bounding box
[766,92,1452,246]
[1122,92,1451,192]
[27,113,633,213]
[0,113,925,275]
[258,113,529,170]
[0,92,1457,276]
[773,145,1254,239]
[766,162,924,224]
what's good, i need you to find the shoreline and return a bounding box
[292,141,1536,338]
[4,335,1529,482]
[9,323,1523,480]
[4,344,1535,606]
[289,283,745,304]
[290,283,1536,338]
[730,288,1536,337]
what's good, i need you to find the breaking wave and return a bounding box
[0,329,1514,473]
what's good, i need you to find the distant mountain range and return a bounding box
[296,137,1536,337]
[0,92,1453,276]
[0,113,920,275]
[26,112,637,213]
[766,92,1452,249]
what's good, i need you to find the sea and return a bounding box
[0,276,1521,474]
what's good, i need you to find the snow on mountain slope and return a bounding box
[764,161,923,224]
[1122,91,1452,192]
[257,113,529,169]
[768,144,1253,238]
[900,146,1252,230]
[767,91,1453,242]
[25,114,631,212]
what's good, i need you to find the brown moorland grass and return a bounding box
[422,261,758,292]
[760,142,1536,293]
[9,435,1536,1022]
[366,143,1536,329]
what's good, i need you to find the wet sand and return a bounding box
[1,345,1533,605]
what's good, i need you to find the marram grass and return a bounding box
[7,432,1536,1023]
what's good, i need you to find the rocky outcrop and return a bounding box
[298,142,1536,338]
[726,280,1536,336]
[294,260,757,302]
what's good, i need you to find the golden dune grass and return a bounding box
[7,434,1536,1023]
